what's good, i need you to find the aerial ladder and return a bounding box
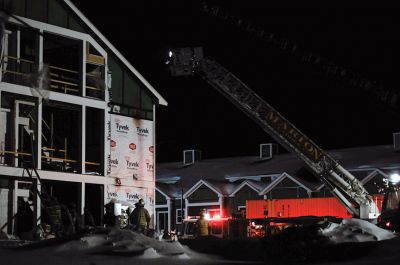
[167,47,380,220]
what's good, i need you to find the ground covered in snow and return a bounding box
[180,219,397,263]
[1,228,229,265]
[0,219,399,265]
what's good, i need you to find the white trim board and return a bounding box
[0,165,106,185]
[0,82,108,110]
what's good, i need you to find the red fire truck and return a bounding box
[169,47,399,235]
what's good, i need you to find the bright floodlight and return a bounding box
[168,51,173,58]
[389,173,400,184]
[204,213,210,220]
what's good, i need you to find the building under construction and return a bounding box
[0,0,167,236]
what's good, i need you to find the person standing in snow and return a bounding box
[15,198,33,238]
[46,196,62,237]
[129,199,150,233]
[196,208,209,237]
[103,202,116,228]
[84,207,95,227]
[67,203,83,233]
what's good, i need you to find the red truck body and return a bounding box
[246,195,384,220]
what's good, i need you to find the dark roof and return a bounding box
[202,179,238,196]
[328,145,400,169]
[156,182,183,199]
[156,145,399,196]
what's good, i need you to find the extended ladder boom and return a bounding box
[168,47,379,219]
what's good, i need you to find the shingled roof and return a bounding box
[157,145,399,197]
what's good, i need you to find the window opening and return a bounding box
[176,209,185,224]
[41,101,81,173]
[1,25,39,87]
[85,42,105,100]
[0,93,37,168]
[43,32,81,96]
[85,107,104,175]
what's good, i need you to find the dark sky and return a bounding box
[70,1,400,162]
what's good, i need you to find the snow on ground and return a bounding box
[1,222,399,265]
[324,236,400,265]
[0,228,243,265]
[320,218,396,243]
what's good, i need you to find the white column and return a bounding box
[81,106,86,174]
[104,55,109,103]
[37,101,42,170]
[37,29,44,169]
[38,30,43,63]
[185,199,188,220]
[14,102,19,167]
[167,198,171,233]
[81,182,85,215]
[16,30,20,61]
[81,41,86,97]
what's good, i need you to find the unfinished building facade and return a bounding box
[0,0,167,236]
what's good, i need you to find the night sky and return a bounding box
[70,1,400,162]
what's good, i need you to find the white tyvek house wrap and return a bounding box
[107,114,155,223]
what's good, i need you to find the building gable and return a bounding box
[275,177,300,188]
[187,184,219,203]
[13,0,88,33]
[233,185,261,209]
[62,0,167,107]
[230,180,260,196]
[11,0,167,113]
[260,173,311,199]
[155,189,168,205]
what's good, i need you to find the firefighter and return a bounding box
[15,198,33,238]
[103,202,116,228]
[46,196,62,237]
[84,207,95,227]
[129,199,150,233]
[196,208,209,237]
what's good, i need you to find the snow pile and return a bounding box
[56,228,187,258]
[320,218,396,244]
[1,230,224,265]
[79,234,108,248]
[140,248,161,259]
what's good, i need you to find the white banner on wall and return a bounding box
[107,114,155,223]
[105,184,155,222]
[106,185,154,207]
[109,114,154,181]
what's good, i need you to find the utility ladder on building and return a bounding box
[0,132,44,233]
